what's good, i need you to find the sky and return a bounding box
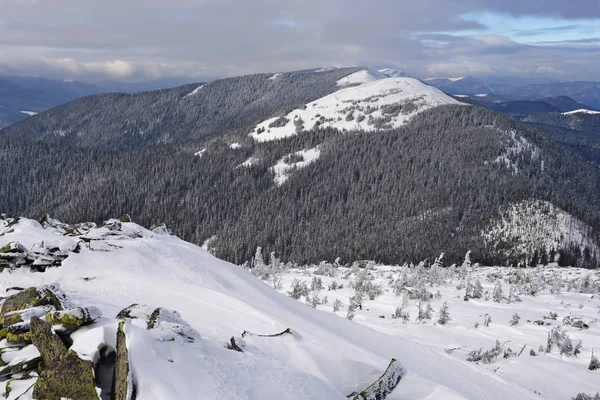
[0,0,599,82]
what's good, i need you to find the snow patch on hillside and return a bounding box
[268,73,282,81]
[563,109,600,115]
[230,142,242,149]
[271,147,321,185]
[250,78,462,143]
[20,111,38,116]
[184,85,205,98]
[194,148,207,157]
[492,130,539,174]
[239,156,260,168]
[483,200,599,257]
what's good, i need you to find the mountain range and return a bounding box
[0,75,207,129]
[1,67,599,268]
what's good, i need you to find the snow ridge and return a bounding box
[250,75,462,142]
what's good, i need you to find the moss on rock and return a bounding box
[147,307,162,329]
[44,306,101,332]
[33,350,98,400]
[116,303,139,320]
[30,317,67,365]
[112,320,130,400]
[6,330,32,345]
[1,286,65,316]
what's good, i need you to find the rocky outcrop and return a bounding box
[44,306,101,332]
[112,320,130,400]
[241,328,292,338]
[33,350,98,400]
[30,317,67,365]
[347,359,406,400]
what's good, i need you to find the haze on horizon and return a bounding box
[0,0,599,82]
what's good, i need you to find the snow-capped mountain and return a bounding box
[0,216,548,400]
[250,71,462,142]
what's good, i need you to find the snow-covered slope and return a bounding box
[0,217,543,400]
[563,109,600,115]
[250,75,462,142]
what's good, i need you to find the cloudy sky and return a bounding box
[1,0,599,82]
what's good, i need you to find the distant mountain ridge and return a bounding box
[425,76,600,109]
[0,75,212,129]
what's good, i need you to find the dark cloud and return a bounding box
[0,0,598,81]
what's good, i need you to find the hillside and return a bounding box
[2,104,599,268]
[0,68,361,150]
[0,216,548,400]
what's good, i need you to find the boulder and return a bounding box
[44,306,101,332]
[0,354,42,377]
[116,304,140,320]
[33,350,98,400]
[348,358,406,400]
[112,320,130,400]
[1,285,66,316]
[30,317,67,365]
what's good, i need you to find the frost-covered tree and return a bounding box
[437,302,450,325]
[287,279,309,300]
[509,313,520,326]
[484,314,492,327]
[311,276,324,291]
[472,279,484,299]
[346,305,356,321]
[332,298,343,313]
[589,350,600,371]
[493,281,504,303]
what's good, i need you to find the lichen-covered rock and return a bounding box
[0,241,26,255]
[2,306,55,328]
[0,353,42,377]
[1,285,69,316]
[33,350,98,400]
[6,324,32,345]
[349,358,406,400]
[146,307,199,343]
[44,306,101,332]
[112,320,130,400]
[30,317,67,365]
[116,304,141,320]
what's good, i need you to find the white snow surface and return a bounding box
[271,147,321,185]
[250,77,462,143]
[269,263,600,400]
[563,109,600,115]
[0,218,550,399]
[184,85,205,98]
[194,148,207,157]
[20,111,38,116]
[337,69,388,86]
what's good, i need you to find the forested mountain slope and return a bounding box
[0,68,361,150]
[2,103,599,267]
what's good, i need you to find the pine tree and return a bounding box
[589,350,600,371]
[437,301,450,325]
[472,279,484,299]
[493,281,504,303]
